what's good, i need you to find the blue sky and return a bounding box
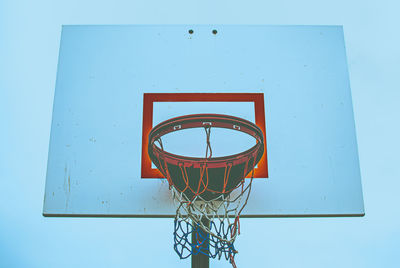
[1,1,399,267]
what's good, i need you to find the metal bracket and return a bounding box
[173,125,182,130]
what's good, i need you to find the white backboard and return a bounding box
[43,25,364,217]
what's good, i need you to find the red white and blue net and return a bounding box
[148,114,264,268]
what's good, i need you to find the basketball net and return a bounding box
[162,126,255,267]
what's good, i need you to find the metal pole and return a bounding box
[191,218,210,268]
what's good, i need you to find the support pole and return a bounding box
[191,218,210,268]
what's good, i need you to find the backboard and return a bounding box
[43,25,364,217]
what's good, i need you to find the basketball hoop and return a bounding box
[148,114,264,267]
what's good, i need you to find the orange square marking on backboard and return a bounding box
[141,93,268,178]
